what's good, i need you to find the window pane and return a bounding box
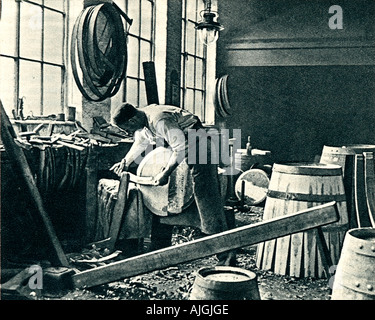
[186,0,197,21]
[140,41,151,79]
[195,58,204,89]
[0,57,16,115]
[126,78,138,106]
[127,36,139,77]
[128,0,140,36]
[181,20,186,52]
[139,80,147,107]
[185,88,194,114]
[196,34,204,57]
[20,3,42,60]
[113,0,126,13]
[19,60,42,116]
[186,21,196,54]
[141,0,153,40]
[0,0,17,56]
[195,90,204,120]
[44,10,64,64]
[44,0,64,12]
[185,56,194,88]
[43,65,62,115]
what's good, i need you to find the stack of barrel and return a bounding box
[320,144,375,229]
[256,144,375,299]
[320,144,375,300]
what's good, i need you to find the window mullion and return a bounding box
[41,1,45,115]
[15,0,21,108]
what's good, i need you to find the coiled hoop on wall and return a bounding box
[71,3,131,102]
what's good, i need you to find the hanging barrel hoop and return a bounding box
[331,227,375,300]
[320,145,375,229]
[256,163,349,278]
[71,3,132,102]
[190,266,260,300]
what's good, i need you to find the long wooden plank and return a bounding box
[72,201,339,288]
[0,101,69,267]
[364,152,375,227]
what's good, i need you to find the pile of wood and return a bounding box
[15,119,131,151]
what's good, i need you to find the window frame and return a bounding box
[122,0,156,107]
[181,0,207,122]
[0,0,67,116]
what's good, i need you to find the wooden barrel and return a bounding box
[256,162,349,278]
[331,227,375,300]
[190,266,260,300]
[320,144,375,228]
[137,147,194,216]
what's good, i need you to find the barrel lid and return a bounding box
[235,169,269,205]
[273,162,343,176]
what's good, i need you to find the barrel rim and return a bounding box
[348,227,375,241]
[322,144,375,155]
[272,162,343,175]
[344,227,375,257]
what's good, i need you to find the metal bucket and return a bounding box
[256,162,349,278]
[189,266,260,300]
[331,227,375,300]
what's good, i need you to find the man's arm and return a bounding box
[152,119,188,185]
[110,129,150,176]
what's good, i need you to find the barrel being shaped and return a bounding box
[256,163,349,278]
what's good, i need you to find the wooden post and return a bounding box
[72,201,339,288]
[143,61,160,105]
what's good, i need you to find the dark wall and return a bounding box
[217,0,375,163]
[223,65,375,162]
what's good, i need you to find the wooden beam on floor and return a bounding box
[72,201,339,288]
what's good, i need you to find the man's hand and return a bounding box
[110,159,128,176]
[153,170,169,186]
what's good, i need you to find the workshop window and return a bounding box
[114,0,155,108]
[0,0,67,118]
[181,0,207,121]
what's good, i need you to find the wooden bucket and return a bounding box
[331,227,375,300]
[320,144,375,228]
[190,266,260,300]
[256,162,349,278]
